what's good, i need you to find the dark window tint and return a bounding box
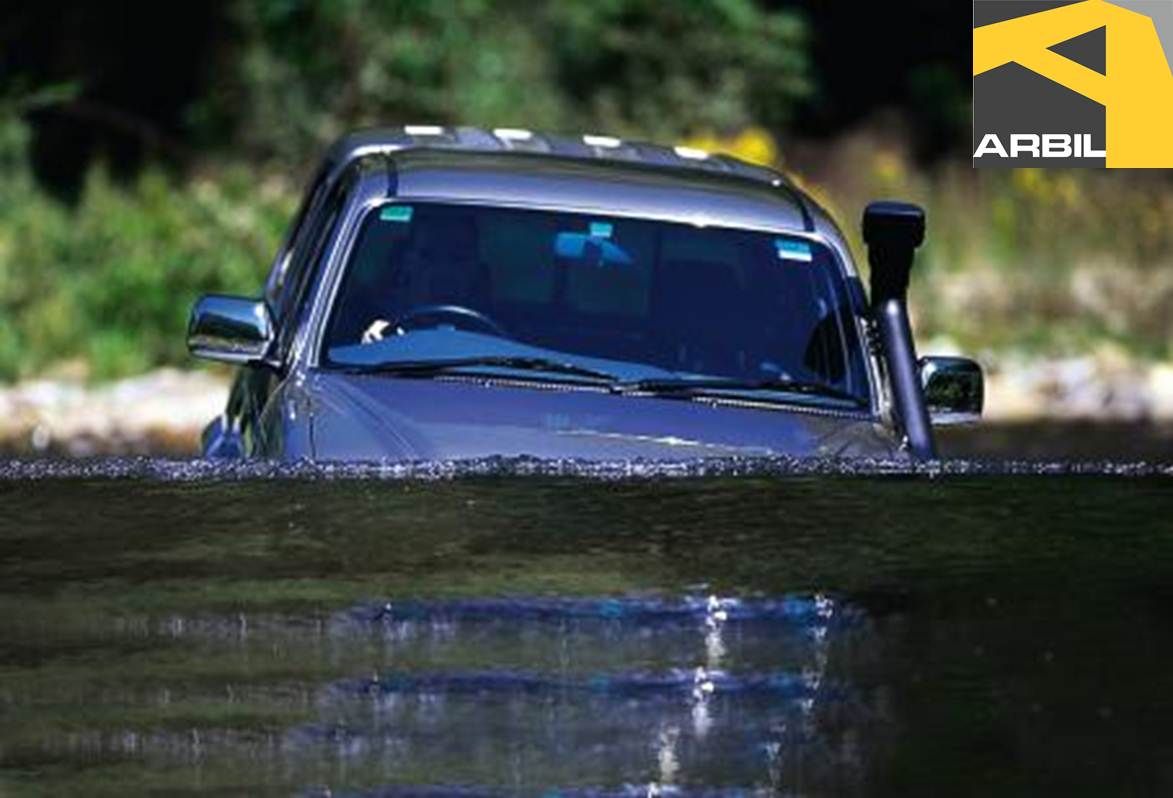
[325,202,869,402]
[264,164,331,312]
[274,167,356,358]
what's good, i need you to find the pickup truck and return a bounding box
[188,126,982,461]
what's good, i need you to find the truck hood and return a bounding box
[300,372,899,462]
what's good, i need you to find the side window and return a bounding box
[265,165,332,312]
[274,166,357,359]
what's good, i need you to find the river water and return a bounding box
[2,457,1173,796]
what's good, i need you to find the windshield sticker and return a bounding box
[379,205,414,223]
[775,238,813,262]
[589,221,613,239]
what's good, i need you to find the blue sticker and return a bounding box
[589,221,613,239]
[775,238,813,262]
[380,205,414,223]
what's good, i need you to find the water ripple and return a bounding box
[310,786,767,798]
[328,668,821,700]
[1,454,1171,481]
[340,595,843,627]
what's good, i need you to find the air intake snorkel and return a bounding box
[863,201,936,460]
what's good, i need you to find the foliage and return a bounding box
[774,134,1173,362]
[0,112,293,380]
[197,0,812,163]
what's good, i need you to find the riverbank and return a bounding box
[2,355,1172,458]
[0,369,226,456]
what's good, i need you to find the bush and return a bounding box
[0,114,294,381]
[199,0,812,163]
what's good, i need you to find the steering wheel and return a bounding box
[394,304,508,338]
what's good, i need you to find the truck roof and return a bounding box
[325,126,818,234]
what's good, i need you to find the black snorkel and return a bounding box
[863,201,936,460]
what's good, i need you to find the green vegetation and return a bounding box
[919,167,1173,360]
[785,136,1173,362]
[1,0,1170,381]
[208,0,811,161]
[0,111,294,380]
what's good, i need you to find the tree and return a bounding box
[197,0,812,163]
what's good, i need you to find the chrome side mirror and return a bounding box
[919,356,983,425]
[187,294,275,365]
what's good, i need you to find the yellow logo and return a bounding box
[973,0,1173,167]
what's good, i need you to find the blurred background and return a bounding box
[1,0,1171,457]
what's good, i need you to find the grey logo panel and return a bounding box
[973,0,1108,168]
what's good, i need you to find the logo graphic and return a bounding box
[973,0,1173,167]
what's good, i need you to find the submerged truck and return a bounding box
[188,126,982,461]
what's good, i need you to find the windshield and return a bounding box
[323,201,871,407]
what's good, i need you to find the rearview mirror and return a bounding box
[187,294,274,365]
[553,232,633,266]
[919,356,983,425]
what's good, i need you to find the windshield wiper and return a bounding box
[349,356,621,383]
[611,376,864,406]
[347,358,863,405]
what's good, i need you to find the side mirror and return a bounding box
[919,356,984,425]
[187,294,275,365]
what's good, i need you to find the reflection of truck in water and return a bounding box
[188,126,982,461]
[304,593,861,791]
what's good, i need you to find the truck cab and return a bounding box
[188,126,982,461]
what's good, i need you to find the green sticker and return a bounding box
[380,205,414,223]
[775,238,813,262]
[589,221,613,239]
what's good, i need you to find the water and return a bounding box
[3,460,1173,795]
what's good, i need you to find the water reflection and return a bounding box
[3,593,874,793]
[300,594,865,794]
[4,470,1173,794]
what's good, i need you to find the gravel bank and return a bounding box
[0,369,227,456]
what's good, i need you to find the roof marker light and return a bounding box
[493,128,533,141]
[674,145,709,160]
[404,124,445,136]
[583,134,622,148]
